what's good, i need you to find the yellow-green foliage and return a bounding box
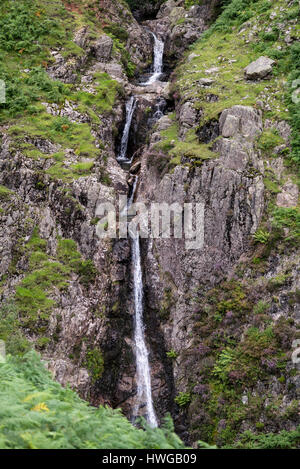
[0,185,12,200]
[0,351,187,449]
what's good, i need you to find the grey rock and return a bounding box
[219,105,263,138]
[74,26,89,48]
[276,181,299,208]
[220,114,240,137]
[244,56,275,80]
[92,35,113,62]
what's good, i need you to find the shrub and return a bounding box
[175,392,191,407]
[0,1,56,53]
[166,349,178,359]
[253,229,270,244]
[229,427,300,449]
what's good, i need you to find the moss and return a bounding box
[0,185,12,200]
[85,348,104,383]
[258,129,285,156]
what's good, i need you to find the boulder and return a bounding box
[92,35,113,62]
[74,26,89,48]
[219,105,262,138]
[276,181,299,208]
[244,56,275,80]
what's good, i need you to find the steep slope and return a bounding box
[135,0,300,446]
[0,0,154,408]
[0,0,299,450]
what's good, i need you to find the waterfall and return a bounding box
[142,32,164,86]
[131,235,158,428]
[115,28,165,429]
[126,177,158,428]
[117,96,136,162]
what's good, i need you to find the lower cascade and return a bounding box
[131,234,158,428]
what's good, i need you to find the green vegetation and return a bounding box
[0,185,12,200]
[0,351,188,449]
[253,228,270,244]
[85,348,104,382]
[0,303,30,356]
[70,72,122,117]
[175,392,192,407]
[257,128,284,156]
[287,42,300,169]
[0,0,124,186]
[10,229,97,332]
[175,0,299,130]
[272,207,300,242]
[166,349,178,359]
[156,119,217,168]
[228,427,300,449]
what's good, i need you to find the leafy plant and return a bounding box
[253,229,270,244]
[175,392,191,407]
[166,349,178,359]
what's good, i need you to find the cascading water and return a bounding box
[131,232,158,428]
[142,32,164,86]
[124,178,157,428]
[117,96,136,162]
[115,29,166,428]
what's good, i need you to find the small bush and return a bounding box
[175,392,191,407]
[253,229,270,244]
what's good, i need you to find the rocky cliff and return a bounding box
[0,0,299,449]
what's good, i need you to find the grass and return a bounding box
[9,229,97,331]
[0,185,12,200]
[70,72,122,118]
[155,118,218,168]
[175,0,299,130]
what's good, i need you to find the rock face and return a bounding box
[219,105,263,138]
[92,35,113,62]
[1,0,299,449]
[134,94,299,442]
[244,56,275,80]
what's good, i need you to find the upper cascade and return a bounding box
[141,32,164,86]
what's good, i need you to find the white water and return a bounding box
[125,177,157,427]
[142,32,164,85]
[116,30,165,428]
[131,234,158,428]
[117,96,136,162]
